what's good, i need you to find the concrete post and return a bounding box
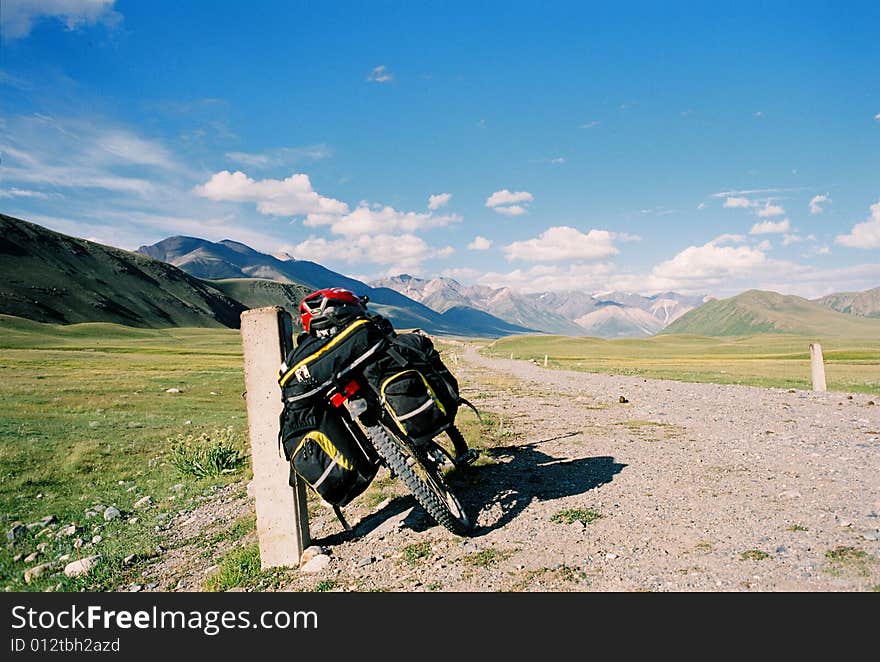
[810,343,827,392]
[544,354,548,367]
[240,306,310,568]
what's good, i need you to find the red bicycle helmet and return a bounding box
[299,287,368,335]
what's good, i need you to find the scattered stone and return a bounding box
[133,496,153,510]
[300,554,331,573]
[184,420,192,425]
[13,553,24,562]
[37,542,48,552]
[7,523,27,544]
[357,557,375,567]
[129,584,143,593]
[165,388,181,394]
[618,396,629,404]
[146,582,158,590]
[128,517,139,524]
[24,552,40,563]
[58,554,70,562]
[73,538,85,549]
[246,481,255,498]
[24,563,53,584]
[91,535,102,544]
[300,545,326,565]
[126,485,138,493]
[172,483,184,492]
[123,554,137,566]
[103,506,121,521]
[605,553,618,560]
[778,490,801,499]
[56,525,77,537]
[64,555,101,578]
[862,533,879,541]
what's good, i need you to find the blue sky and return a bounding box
[1,0,878,297]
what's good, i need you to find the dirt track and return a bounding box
[148,342,880,592]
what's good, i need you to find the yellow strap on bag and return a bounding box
[279,319,371,387]
[293,430,355,472]
[379,369,446,435]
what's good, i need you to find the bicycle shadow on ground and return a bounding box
[313,492,440,547]
[450,432,627,537]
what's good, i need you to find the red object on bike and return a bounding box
[330,379,361,407]
[298,287,368,335]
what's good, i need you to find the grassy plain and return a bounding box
[486,333,880,395]
[0,315,250,591]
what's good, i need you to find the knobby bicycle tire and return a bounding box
[366,424,472,536]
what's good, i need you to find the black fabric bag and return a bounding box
[277,317,386,506]
[278,317,388,390]
[364,332,462,444]
[279,382,379,507]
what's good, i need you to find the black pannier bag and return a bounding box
[282,400,378,507]
[278,317,387,390]
[277,317,386,506]
[364,332,462,445]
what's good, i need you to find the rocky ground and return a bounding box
[144,341,880,592]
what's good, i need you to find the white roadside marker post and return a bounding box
[240,306,310,568]
[810,342,827,392]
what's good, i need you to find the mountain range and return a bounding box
[3,213,879,340]
[371,274,707,338]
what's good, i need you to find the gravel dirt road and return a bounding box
[148,341,880,592]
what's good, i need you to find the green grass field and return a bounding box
[4,314,878,592]
[487,333,880,395]
[0,315,251,592]
[0,315,500,592]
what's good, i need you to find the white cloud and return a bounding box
[550,157,566,164]
[367,65,393,83]
[580,121,600,129]
[225,145,331,169]
[750,218,791,235]
[0,187,49,199]
[723,196,752,209]
[486,189,533,207]
[440,267,482,283]
[836,202,880,249]
[0,115,185,196]
[309,202,461,236]
[782,234,805,246]
[809,194,830,215]
[697,202,706,210]
[193,170,349,218]
[493,204,528,216]
[486,189,533,215]
[875,113,880,121]
[651,237,769,285]
[1,0,121,40]
[503,226,620,262]
[756,239,772,251]
[756,203,785,217]
[194,170,461,236]
[480,262,615,293]
[754,111,764,117]
[428,193,452,210]
[467,236,492,250]
[286,233,450,270]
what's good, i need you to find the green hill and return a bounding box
[814,287,880,318]
[207,278,311,313]
[0,214,245,328]
[660,289,880,338]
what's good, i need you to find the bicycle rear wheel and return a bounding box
[366,424,472,536]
